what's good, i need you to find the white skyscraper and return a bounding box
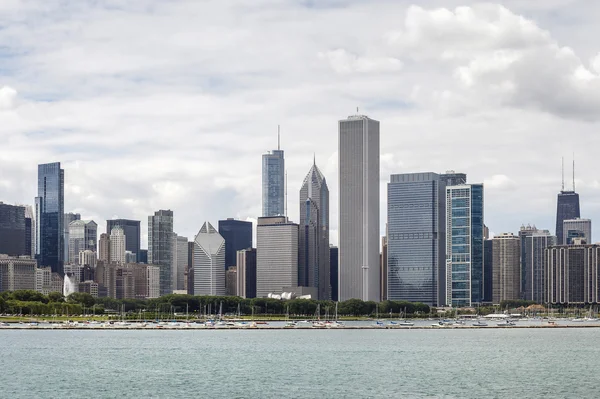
[68,220,97,265]
[338,114,380,301]
[172,234,189,292]
[193,222,225,296]
[256,216,299,298]
[110,227,126,264]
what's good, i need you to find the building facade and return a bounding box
[78,250,97,268]
[106,219,141,262]
[148,210,174,296]
[262,138,285,217]
[172,234,188,291]
[491,233,520,304]
[483,239,493,303]
[256,216,298,298]
[109,227,126,264]
[446,183,484,307]
[35,162,65,274]
[439,171,467,187]
[387,173,446,306]
[0,255,37,292]
[193,222,226,296]
[99,233,110,262]
[329,246,338,302]
[0,202,26,256]
[338,114,380,302]
[523,230,556,302]
[226,266,237,296]
[68,220,97,265]
[563,218,592,245]
[218,219,252,269]
[298,161,330,300]
[380,235,387,302]
[555,190,580,246]
[63,212,80,266]
[236,248,257,299]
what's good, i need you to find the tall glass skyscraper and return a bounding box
[262,133,285,217]
[387,173,446,306]
[35,162,65,274]
[446,184,484,307]
[0,202,26,256]
[555,190,580,245]
[106,219,141,262]
[298,160,330,300]
[148,210,174,296]
[218,219,252,269]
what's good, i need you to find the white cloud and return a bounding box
[0,86,17,110]
[319,49,403,74]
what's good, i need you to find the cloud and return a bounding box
[484,174,516,190]
[0,86,17,110]
[319,49,403,74]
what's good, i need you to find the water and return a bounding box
[1,329,598,398]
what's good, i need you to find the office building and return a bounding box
[63,212,80,265]
[24,205,34,257]
[483,239,493,303]
[35,162,65,274]
[387,173,446,306]
[99,233,110,262]
[78,249,97,268]
[380,235,387,302]
[109,227,126,264]
[440,171,467,187]
[446,183,484,307]
[329,246,338,302]
[218,219,252,269]
[555,190,580,246]
[67,220,97,264]
[148,210,174,296]
[338,114,380,302]
[518,224,538,299]
[0,255,37,292]
[172,234,188,291]
[298,160,330,300]
[192,222,225,296]
[139,249,148,264]
[187,241,194,294]
[106,219,141,262]
[0,202,26,256]
[95,262,159,300]
[523,230,556,302]
[563,218,591,245]
[491,233,520,304]
[256,216,298,298]
[236,248,257,298]
[545,239,600,304]
[226,266,237,296]
[125,251,136,264]
[262,131,285,217]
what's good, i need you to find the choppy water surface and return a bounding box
[1,329,598,398]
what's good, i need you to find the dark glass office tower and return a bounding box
[106,219,141,262]
[555,191,580,245]
[0,202,26,256]
[483,239,493,303]
[329,246,338,302]
[148,210,173,296]
[218,219,252,269]
[35,162,65,274]
[262,131,285,217]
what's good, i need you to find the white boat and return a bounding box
[327,321,344,328]
[472,321,488,327]
[571,318,585,322]
[497,320,516,326]
[398,321,414,327]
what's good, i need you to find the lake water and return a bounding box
[1,329,597,398]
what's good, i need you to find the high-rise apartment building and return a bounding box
[106,219,141,262]
[523,230,556,302]
[218,219,252,269]
[256,216,298,298]
[262,132,285,217]
[387,173,446,306]
[298,160,330,300]
[563,218,591,245]
[172,234,188,291]
[78,249,97,267]
[518,224,538,299]
[148,210,174,296]
[492,233,520,304]
[338,114,380,302]
[99,233,110,262]
[236,248,257,298]
[63,213,80,265]
[555,190,580,246]
[35,162,65,274]
[192,222,225,296]
[446,184,484,307]
[0,202,26,256]
[68,220,97,264]
[109,227,126,264]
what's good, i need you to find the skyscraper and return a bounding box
[518,224,538,299]
[68,220,97,264]
[446,183,484,307]
[380,235,387,302]
[24,206,34,257]
[218,219,252,269]
[298,160,330,300]
[262,129,285,217]
[256,216,298,298]
[387,173,446,306]
[0,202,26,256]
[563,218,591,245]
[98,233,110,262]
[329,246,338,302]
[106,219,141,262]
[440,171,467,187]
[172,234,188,291]
[338,114,380,302]
[193,222,225,296]
[109,227,126,264]
[524,230,556,302]
[492,233,520,304]
[35,162,65,274]
[148,210,174,296]
[483,239,493,303]
[63,213,80,265]
[556,192,580,246]
[236,248,257,299]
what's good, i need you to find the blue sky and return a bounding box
[2,0,600,246]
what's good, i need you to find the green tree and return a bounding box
[48,292,65,303]
[67,293,95,308]
[10,290,48,303]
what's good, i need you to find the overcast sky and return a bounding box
[1,0,600,247]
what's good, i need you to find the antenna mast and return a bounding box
[561,157,564,191]
[573,153,575,191]
[285,170,288,217]
[278,125,280,151]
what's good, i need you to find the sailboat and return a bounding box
[312,304,326,328]
[328,303,344,328]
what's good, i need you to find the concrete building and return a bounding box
[0,202,26,256]
[523,230,556,302]
[226,266,237,296]
[446,183,484,307]
[94,262,159,300]
[329,246,338,302]
[387,173,446,306]
[193,222,225,296]
[236,248,257,299]
[440,171,467,187]
[99,233,110,262]
[256,216,298,298]
[35,267,53,295]
[262,131,285,217]
[298,160,330,300]
[109,227,126,264]
[125,251,136,264]
[492,233,521,304]
[68,220,97,265]
[78,250,97,267]
[338,114,380,302]
[78,281,99,298]
[148,210,174,296]
[106,219,141,262]
[545,239,600,304]
[172,234,188,292]
[0,255,37,292]
[563,218,592,245]
[218,219,252,269]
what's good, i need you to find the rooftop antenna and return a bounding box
[573,153,575,192]
[313,152,316,166]
[561,156,564,191]
[277,125,280,151]
[285,170,288,217]
[356,106,359,114]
